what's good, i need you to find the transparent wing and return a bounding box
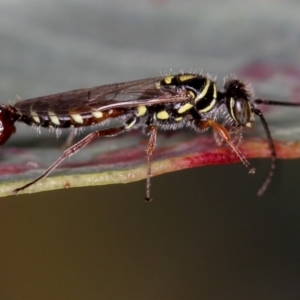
[14,77,189,117]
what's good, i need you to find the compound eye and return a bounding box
[233,98,251,126]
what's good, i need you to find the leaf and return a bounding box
[0,122,300,198]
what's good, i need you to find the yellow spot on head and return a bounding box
[156,110,169,120]
[71,113,84,124]
[136,105,147,117]
[175,116,183,122]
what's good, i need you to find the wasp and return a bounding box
[1,73,299,200]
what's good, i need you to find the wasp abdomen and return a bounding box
[15,99,127,128]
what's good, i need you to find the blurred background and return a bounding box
[1,0,300,299]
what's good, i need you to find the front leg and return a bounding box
[195,120,255,174]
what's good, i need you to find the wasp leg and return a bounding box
[13,126,126,194]
[214,124,243,148]
[197,120,256,174]
[144,125,157,202]
[61,128,76,150]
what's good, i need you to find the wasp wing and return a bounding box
[14,77,189,118]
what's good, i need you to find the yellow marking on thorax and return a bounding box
[198,98,217,113]
[125,118,137,129]
[213,83,217,99]
[188,90,195,100]
[156,110,169,120]
[175,116,183,122]
[155,81,161,89]
[155,81,160,90]
[195,78,211,103]
[163,76,174,85]
[49,111,60,126]
[177,103,193,114]
[135,105,147,117]
[178,74,195,82]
